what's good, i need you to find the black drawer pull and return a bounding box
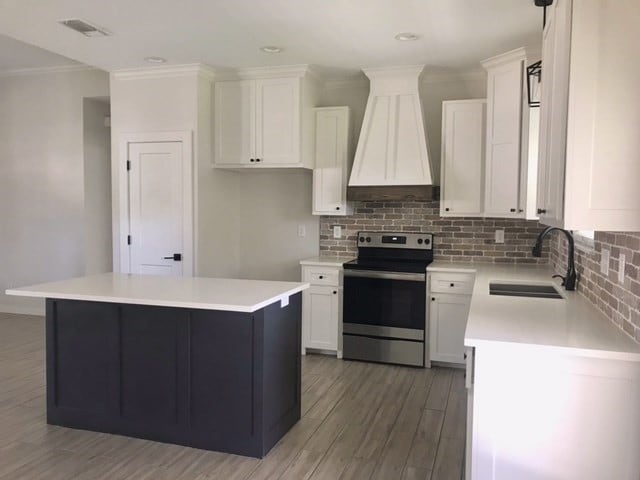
[319,275,324,279]
[510,208,516,212]
[450,283,455,287]
[537,208,547,214]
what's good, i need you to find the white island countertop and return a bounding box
[428,261,640,361]
[5,273,309,313]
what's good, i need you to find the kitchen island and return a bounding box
[6,273,309,458]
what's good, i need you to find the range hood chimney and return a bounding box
[348,65,433,195]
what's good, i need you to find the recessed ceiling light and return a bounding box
[260,46,283,54]
[144,56,167,64]
[395,32,420,41]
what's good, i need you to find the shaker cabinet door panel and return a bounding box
[214,80,255,165]
[255,77,300,165]
[441,100,486,216]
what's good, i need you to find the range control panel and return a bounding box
[357,232,433,250]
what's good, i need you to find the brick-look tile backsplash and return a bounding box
[320,201,549,264]
[550,232,640,344]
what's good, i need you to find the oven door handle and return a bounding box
[344,270,425,282]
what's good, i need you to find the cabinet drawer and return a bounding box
[302,267,341,286]
[429,272,475,295]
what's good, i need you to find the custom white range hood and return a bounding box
[349,65,433,187]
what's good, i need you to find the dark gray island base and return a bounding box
[45,294,301,458]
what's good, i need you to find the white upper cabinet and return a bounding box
[482,48,529,218]
[214,80,255,166]
[537,0,640,231]
[213,67,319,169]
[440,100,486,217]
[312,107,353,216]
[349,66,433,186]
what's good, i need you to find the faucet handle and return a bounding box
[552,274,566,286]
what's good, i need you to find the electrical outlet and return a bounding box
[297,225,306,237]
[618,254,626,284]
[495,229,505,244]
[601,249,610,275]
[333,225,342,239]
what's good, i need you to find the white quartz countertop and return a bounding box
[300,256,353,267]
[5,273,309,313]
[428,261,640,361]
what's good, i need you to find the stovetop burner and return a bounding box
[343,231,434,273]
[343,258,432,274]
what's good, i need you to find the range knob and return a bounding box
[417,239,423,245]
[359,236,365,242]
[366,237,372,243]
[424,238,431,245]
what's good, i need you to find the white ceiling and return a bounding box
[0,0,543,75]
[0,33,78,72]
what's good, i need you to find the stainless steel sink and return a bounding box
[489,282,563,299]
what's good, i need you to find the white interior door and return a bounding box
[128,141,185,276]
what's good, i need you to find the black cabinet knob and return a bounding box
[510,208,516,212]
[445,207,450,212]
[537,208,547,214]
[450,283,455,287]
[336,206,340,210]
[256,158,261,162]
[431,297,436,301]
[250,158,255,162]
[319,275,324,279]
[333,291,337,295]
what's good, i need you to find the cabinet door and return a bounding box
[302,285,339,351]
[255,77,301,165]
[441,100,485,217]
[536,0,571,227]
[429,293,470,364]
[214,80,255,165]
[313,107,350,215]
[484,60,525,218]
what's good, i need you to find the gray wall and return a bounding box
[0,68,110,314]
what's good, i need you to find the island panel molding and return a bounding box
[45,295,301,458]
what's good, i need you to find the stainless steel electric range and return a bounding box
[342,231,433,367]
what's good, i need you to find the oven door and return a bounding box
[343,269,426,340]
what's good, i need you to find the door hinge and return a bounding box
[126,160,131,171]
[127,235,131,245]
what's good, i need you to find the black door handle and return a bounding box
[163,253,182,261]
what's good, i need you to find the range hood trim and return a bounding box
[348,65,434,188]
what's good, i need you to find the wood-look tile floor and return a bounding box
[0,313,465,480]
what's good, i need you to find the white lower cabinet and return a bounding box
[301,264,342,357]
[468,345,640,479]
[428,271,475,365]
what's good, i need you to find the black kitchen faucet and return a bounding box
[532,226,577,291]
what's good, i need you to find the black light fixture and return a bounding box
[527,0,553,107]
[527,60,542,107]
[534,0,554,27]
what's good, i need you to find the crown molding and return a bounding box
[214,64,313,81]
[481,47,527,70]
[322,68,486,90]
[0,64,97,78]
[111,63,216,81]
